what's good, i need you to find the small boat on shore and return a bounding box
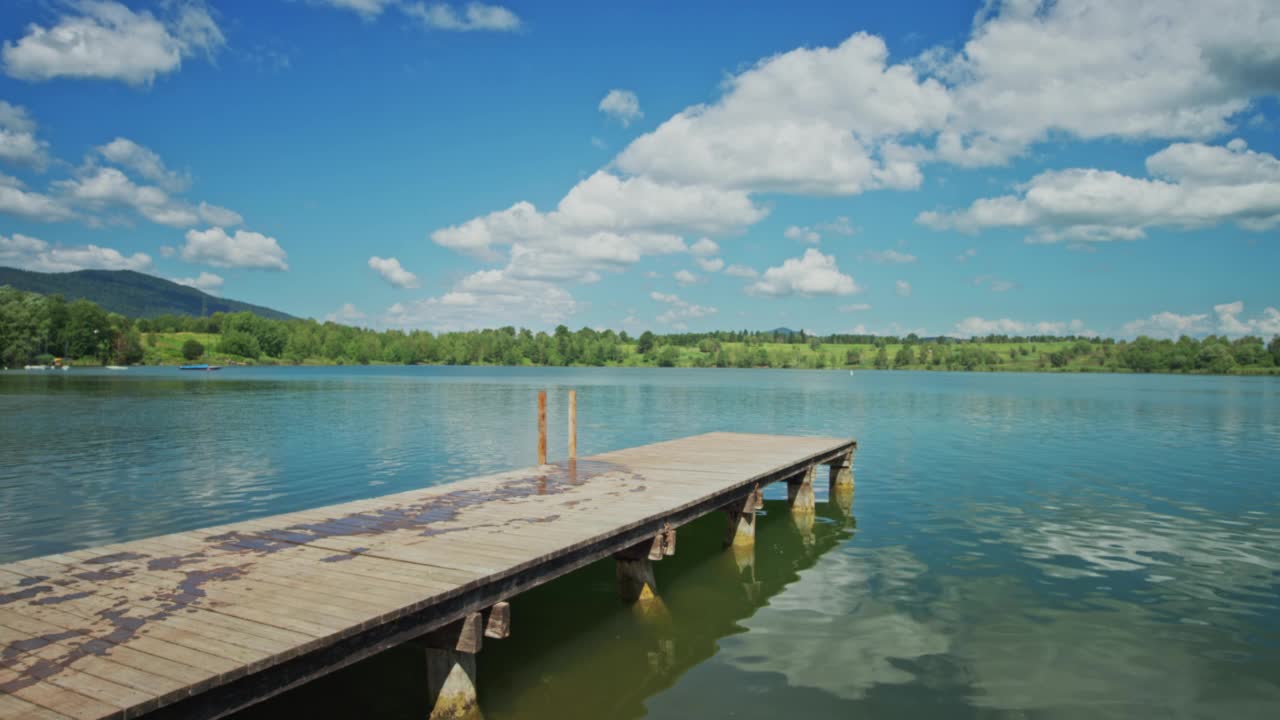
[179,364,222,371]
[23,365,49,370]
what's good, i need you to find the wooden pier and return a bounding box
[0,431,855,720]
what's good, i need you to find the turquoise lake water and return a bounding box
[2,366,1278,717]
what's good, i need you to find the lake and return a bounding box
[2,366,1278,718]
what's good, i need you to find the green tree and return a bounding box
[181,338,205,361]
[874,346,890,369]
[219,330,261,359]
[894,345,915,368]
[637,331,656,354]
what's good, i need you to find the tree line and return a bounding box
[2,286,1278,374]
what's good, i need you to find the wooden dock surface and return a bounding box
[0,432,856,720]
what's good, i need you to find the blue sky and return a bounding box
[0,0,1277,339]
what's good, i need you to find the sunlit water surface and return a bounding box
[2,366,1278,718]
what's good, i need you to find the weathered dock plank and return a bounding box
[0,432,855,720]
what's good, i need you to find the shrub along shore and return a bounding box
[2,287,1278,374]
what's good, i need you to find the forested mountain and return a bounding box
[0,268,293,320]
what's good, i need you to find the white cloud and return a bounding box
[430,170,764,281]
[956,247,977,263]
[197,201,242,227]
[0,172,72,221]
[53,165,241,229]
[402,2,522,32]
[599,89,642,126]
[181,227,288,270]
[784,225,821,244]
[895,279,912,296]
[384,270,577,331]
[689,237,719,256]
[724,264,758,279]
[919,140,1280,242]
[368,255,420,288]
[925,0,1280,166]
[3,1,225,86]
[974,275,1020,292]
[865,249,916,264]
[651,290,717,325]
[170,271,223,294]
[839,303,872,312]
[326,302,368,325]
[0,232,151,272]
[674,269,698,286]
[1122,311,1210,339]
[748,249,859,297]
[97,138,189,192]
[818,216,856,236]
[313,0,399,18]
[0,101,49,168]
[695,257,725,272]
[616,33,948,195]
[1213,301,1280,337]
[953,317,1094,338]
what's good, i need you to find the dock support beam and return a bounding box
[723,485,762,548]
[614,530,672,621]
[421,613,484,720]
[827,449,855,516]
[787,465,817,515]
[537,390,547,465]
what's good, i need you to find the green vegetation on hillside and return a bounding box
[0,267,293,320]
[2,286,1278,374]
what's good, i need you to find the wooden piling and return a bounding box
[787,464,817,515]
[723,487,759,548]
[537,390,547,465]
[568,389,577,462]
[828,448,855,515]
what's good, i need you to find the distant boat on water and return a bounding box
[179,364,222,371]
[106,365,128,371]
[23,365,49,370]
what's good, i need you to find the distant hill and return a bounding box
[769,327,799,336]
[0,267,294,320]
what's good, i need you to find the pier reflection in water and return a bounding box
[230,488,856,720]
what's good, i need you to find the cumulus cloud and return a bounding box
[651,290,717,326]
[96,138,189,192]
[0,172,72,221]
[673,269,698,286]
[819,216,856,236]
[0,232,151,272]
[917,140,1280,242]
[599,89,642,126]
[695,256,724,272]
[895,279,912,296]
[1122,311,1211,339]
[384,270,577,331]
[368,255,420,288]
[865,249,916,264]
[326,302,367,324]
[181,227,288,270]
[54,164,241,229]
[402,2,522,32]
[616,33,947,195]
[839,303,872,312]
[1213,301,1280,337]
[170,271,223,294]
[748,249,859,297]
[430,170,764,280]
[724,264,758,279]
[953,317,1094,338]
[0,101,50,168]
[689,237,719,256]
[924,0,1280,165]
[3,1,225,86]
[784,225,821,244]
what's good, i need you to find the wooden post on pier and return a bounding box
[420,613,484,720]
[723,486,760,548]
[568,390,577,463]
[537,390,547,465]
[787,464,817,515]
[828,447,855,516]
[615,531,672,622]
